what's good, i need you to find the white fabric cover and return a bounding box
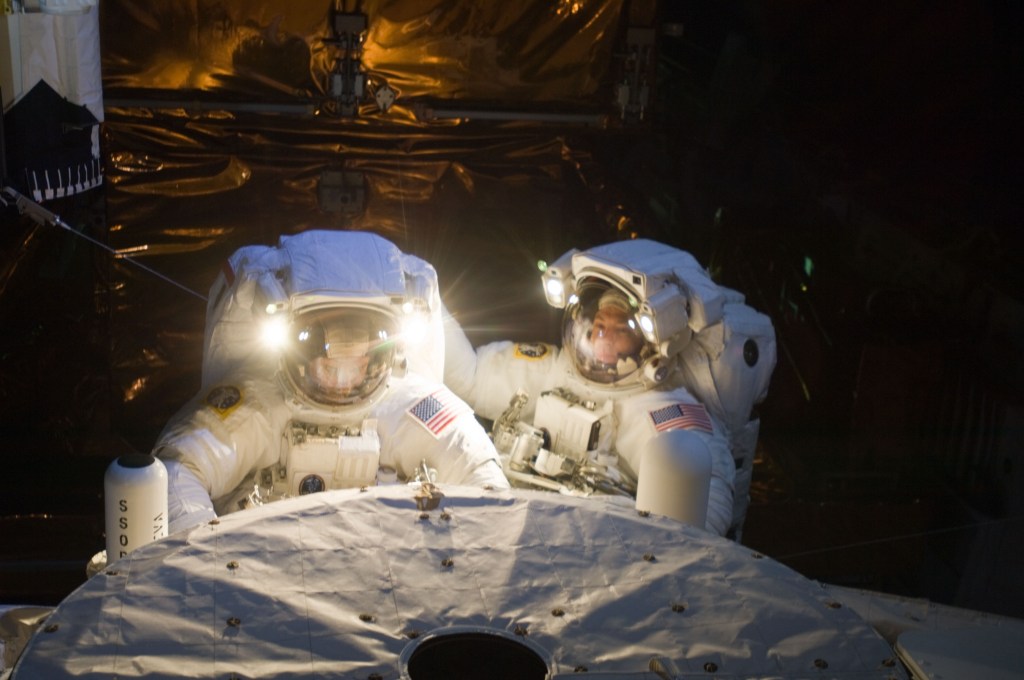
[9,4,103,121]
[11,486,907,679]
[4,5,103,200]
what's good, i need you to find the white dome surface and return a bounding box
[13,485,904,679]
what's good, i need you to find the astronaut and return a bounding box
[155,230,509,534]
[444,239,775,537]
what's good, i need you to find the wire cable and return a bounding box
[2,185,208,301]
[774,513,1024,561]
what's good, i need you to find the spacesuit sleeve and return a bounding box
[442,304,480,402]
[443,308,560,421]
[616,391,736,536]
[154,378,287,527]
[163,459,216,534]
[701,431,736,537]
[374,378,510,489]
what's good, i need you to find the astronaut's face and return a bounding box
[591,304,643,365]
[307,353,370,396]
[563,281,651,386]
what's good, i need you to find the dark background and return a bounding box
[2,0,1022,618]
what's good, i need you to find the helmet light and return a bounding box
[260,314,290,350]
[256,271,289,316]
[544,276,566,307]
[400,310,429,343]
[638,284,691,355]
[540,249,578,309]
[255,272,293,353]
[399,297,429,344]
[639,313,656,340]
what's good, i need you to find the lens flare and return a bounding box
[260,315,290,350]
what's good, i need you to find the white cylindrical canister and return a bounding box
[104,454,168,563]
[635,429,711,528]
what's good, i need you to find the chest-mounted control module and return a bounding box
[279,419,382,496]
[491,389,631,497]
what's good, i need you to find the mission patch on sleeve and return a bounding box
[513,342,551,360]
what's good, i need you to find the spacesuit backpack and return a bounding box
[678,287,777,539]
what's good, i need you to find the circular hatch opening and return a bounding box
[405,630,548,680]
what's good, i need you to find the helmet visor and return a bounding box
[283,307,397,406]
[563,282,648,385]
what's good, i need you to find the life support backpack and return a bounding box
[678,285,777,539]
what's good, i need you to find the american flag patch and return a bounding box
[649,402,714,434]
[409,388,471,437]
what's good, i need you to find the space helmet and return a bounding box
[204,230,443,411]
[562,279,654,386]
[541,239,722,392]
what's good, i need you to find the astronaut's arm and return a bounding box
[403,412,511,489]
[620,395,736,536]
[162,458,217,534]
[442,303,479,401]
[705,469,734,537]
[381,384,511,490]
[634,428,733,536]
[695,425,735,536]
[154,427,229,533]
[153,383,283,529]
[454,456,510,489]
[443,307,559,422]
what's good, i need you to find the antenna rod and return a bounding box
[1,185,208,301]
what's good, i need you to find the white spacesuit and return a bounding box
[155,230,509,534]
[444,239,776,538]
